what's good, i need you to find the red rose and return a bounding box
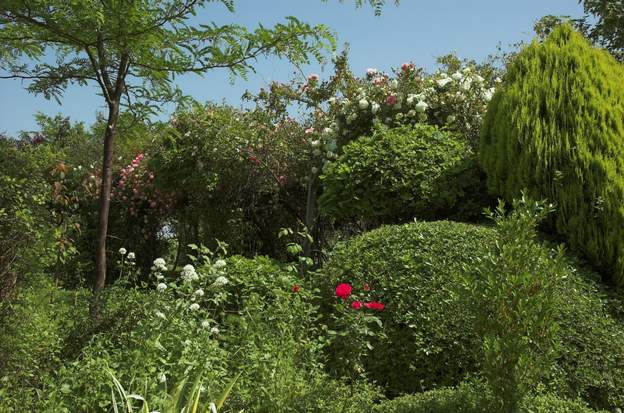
[292,284,301,293]
[335,283,352,300]
[386,95,397,105]
[351,300,362,310]
[364,301,385,311]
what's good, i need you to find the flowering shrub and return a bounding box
[151,104,311,258]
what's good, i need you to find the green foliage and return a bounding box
[480,24,624,287]
[460,197,564,412]
[152,104,310,258]
[319,124,489,223]
[320,220,624,409]
[372,381,604,413]
[0,276,89,412]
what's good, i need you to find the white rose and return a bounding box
[358,99,369,110]
[415,101,428,112]
[371,102,380,114]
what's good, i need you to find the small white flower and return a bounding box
[390,79,398,88]
[451,71,463,81]
[189,303,200,311]
[358,98,369,110]
[127,252,135,260]
[210,326,220,335]
[159,373,166,383]
[407,109,417,117]
[119,248,127,255]
[371,102,380,114]
[181,264,198,282]
[494,77,502,83]
[366,68,378,76]
[322,127,333,136]
[201,319,211,328]
[473,74,484,83]
[406,94,416,105]
[460,80,472,91]
[212,276,229,287]
[153,258,166,267]
[415,101,428,112]
[484,88,495,101]
[437,78,452,88]
[155,311,166,319]
[214,259,227,268]
[310,140,321,148]
[157,283,167,292]
[195,289,205,297]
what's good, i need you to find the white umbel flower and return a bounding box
[189,303,200,311]
[212,276,229,287]
[119,248,127,255]
[195,288,205,297]
[127,252,135,260]
[181,264,198,282]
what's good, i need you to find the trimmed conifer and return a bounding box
[480,24,624,286]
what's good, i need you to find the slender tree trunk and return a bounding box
[94,101,120,291]
[303,173,318,259]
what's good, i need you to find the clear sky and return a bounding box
[0,0,585,136]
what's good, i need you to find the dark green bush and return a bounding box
[320,220,624,409]
[372,382,604,413]
[319,124,490,223]
[480,24,624,286]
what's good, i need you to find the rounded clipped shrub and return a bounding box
[480,24,624,286]
[320,220,624,409]
[319,124,489,223]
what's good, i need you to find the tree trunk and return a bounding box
[303,173,318,259]
[94,101,120,291]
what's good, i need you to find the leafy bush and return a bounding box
[320,220,624,409]
[0,276,88,412]
[460,197,565,412]
[319,124,489,223]
[480,24,624,287]
[372,381,604,413]
[152,104,310,259]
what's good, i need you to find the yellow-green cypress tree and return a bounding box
[480,24,624,286]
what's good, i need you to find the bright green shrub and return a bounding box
[319,124,489,223]
[372,382,605,413]
[480,24,624,286]
[320,220,624,409]
[0,276,88,412]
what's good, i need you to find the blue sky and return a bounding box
[0,0,585,136]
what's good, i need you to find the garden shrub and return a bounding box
[0,276,88,412]
[372,381,605,413]
[319,124,489,223]
[480,23,624,286]
[460,197,565,412]
[320,220,624,409]
[152,104,310,259]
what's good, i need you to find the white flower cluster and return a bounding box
[151,258,167,281]
[181,264,199,282]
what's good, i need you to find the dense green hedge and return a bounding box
[319,124,489,223]
[373,382,605,413]
[480,24,624,287]
[320,220,624,409]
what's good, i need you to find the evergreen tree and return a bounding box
[480,24,624,287]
